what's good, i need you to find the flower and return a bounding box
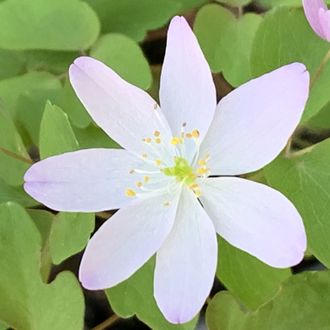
[303,0,330,41]
[24,16,309,323]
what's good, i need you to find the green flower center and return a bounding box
[163,157,196,185]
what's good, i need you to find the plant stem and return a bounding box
[0,146,32,164]
[310,47,330,88]
[91,314,120,330]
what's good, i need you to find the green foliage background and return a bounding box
[1,0,330,329]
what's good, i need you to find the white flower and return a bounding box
[24,16,309,323]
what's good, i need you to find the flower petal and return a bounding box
[69,56,172,155]
[154,188,217,324]
[303,0,328,40]
[24,149,147,212]
[160,16,216,140]
[319,8,330,41]
[79,191,180,290]
[199,177,306,268]
[200,63,309,175]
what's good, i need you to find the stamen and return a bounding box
[170,137,183,145]
[143,137,152,143]
[192,129,200,138]
[198,159,207,166]
[144,176,150,183]
[197,167,209,175]
[155,138,161,144]
[142,153,148,159]
[136,181,143,188]
[155,159,162,166]
[185,133,192,139]
[154,130,160,137]
[163,201,170,207]
[125,189,136,197]
[129,169,135,174]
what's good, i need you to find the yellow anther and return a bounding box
[142,153,148,159]
[155,159,162,166]
[136,181,143,188]
[143,137,152,143]
[198,159,207,166]
[170,137,183,145]
[125,189,136,197]
[155,138,161,144]
[185,133,192,139]
[164,201,170,207]
[194,190,202,198]
[197,167,209,175]
[154,130,160,137]
[192,129,200,138]
[144,176,150,183]
[190,183,199,190]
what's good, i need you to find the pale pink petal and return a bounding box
[24,149,146,212]
[69,56,172,155]
[199,177,306,268]
[154,188,217,324]
[319,8,330,41]
[79,192,180,290]
[303,0,328,40]
[200,63,309,175]
[160,16,216,140]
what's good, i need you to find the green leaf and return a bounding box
[0,179,37,207]
[0,49,24,79]
[207,271,330,330]
[86,0,180,41]
[206,292,247,330]
[58,78,91,129]
[176,0,207,11]
[217,238,291,310]
[0,0,100,50]
[28,209,54,281]
[49,212,94,265]
[264,138,330,267]
[106,258,198,330]
[217,0,251,6]
[195,4,262,86]
[0,107,30,186]
[91,33,152,90]
[0,202,84,330]
[24,50,78,74]
[74,125,119,149]
[28,209,53,248]
[0,71,61,117]
[39,102,79,159]
[251,7,330,122]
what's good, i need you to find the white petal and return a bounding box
[200,63,309,175]
[24,148,149,212]
[154,188,217,323]
[302,0,328,40]
[69,56,172,155]
[160,16,216,140]
[79,192,180,289]
[319,8,330,41]
[199,177,306,268]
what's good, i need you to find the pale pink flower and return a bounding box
[303,0,330,41]
[24,16,309,323]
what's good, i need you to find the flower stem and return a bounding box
[91,314,121,330]
[0,146,32,164]
[310,47,330,89]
